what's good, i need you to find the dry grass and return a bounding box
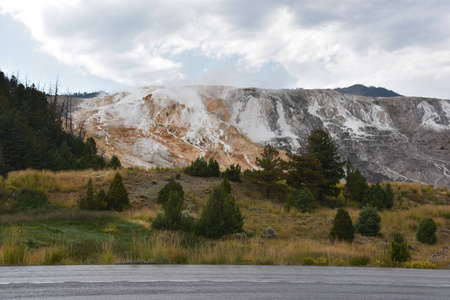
[5,169,127,193]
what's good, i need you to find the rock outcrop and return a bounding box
[73,86,450,187]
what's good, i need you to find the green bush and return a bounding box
[184,157,221,177]
[354,205,381,237]
[222,164,241,182]
[15,189,48,210]
[107,155,122,170]
[416,217,437,244]
[197,185,244,239]
[330,208,355,242]
[285,188,317,213]
[390,231,411,263]
[106,173,129,212]
[157,178,184,205]
[362,183,385,210]
[152,190,194,232]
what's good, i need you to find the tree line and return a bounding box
[0,71,118,175]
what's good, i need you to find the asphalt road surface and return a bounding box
[0,265,449,299]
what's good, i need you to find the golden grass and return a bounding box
[5,169,127,193]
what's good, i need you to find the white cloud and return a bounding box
[1,0,450,98]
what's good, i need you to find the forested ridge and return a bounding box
[0,71,105,175]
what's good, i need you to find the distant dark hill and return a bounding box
[335,84,402,97]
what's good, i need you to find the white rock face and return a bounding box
[73,86,450,186]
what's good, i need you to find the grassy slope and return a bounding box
[0,169,449,267]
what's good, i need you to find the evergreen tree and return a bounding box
[330,208,355,242]
[416,217,437,244]
[107,155,122,170]
[197,185,244,239]
[157,178,184,205]
[208,158,220,177]
[362,183,385,210]
[220,177,232,194]
[222,164,241,182]
[254,144,283,198]
[184,157,210,177]
[355,205,381,237]
[106,173,129,212]
[390,231,411,263]
[284,152,327,196]
[78,178,95,210]
[345,167,368,204]
[94,189,108,210]
[306,129,345,199]
[383,183,394,209]
[285,188,317,213]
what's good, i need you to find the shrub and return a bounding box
[153,191,194,232]
[416,217,437,244]
[106,173,129,212]
[354,205,381,237]
[285,188,317,213]
[330,208,355,242]
[222,164,242,182]
[390,232,411,263]
[15,189,48,210]
[157,178,184,205]
[197,185,244,239]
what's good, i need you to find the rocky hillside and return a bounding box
[73,86,450,187]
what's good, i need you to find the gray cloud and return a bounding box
[1,0,450,98]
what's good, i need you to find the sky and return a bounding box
[1,0,450,99]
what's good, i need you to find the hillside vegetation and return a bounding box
[0,168,448,268]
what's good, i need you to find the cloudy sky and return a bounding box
[1,0,450,98]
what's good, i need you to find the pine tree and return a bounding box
[106,173,129,212]
[197,185,244,239]
[222,164,241,182]
[390,231,411,263]
[284,188,317,213]
[355,205,381,237]
[416,217,437,244]
[345,168,368,204]
[330,208,355,242]
[208,158,220,177]
[362,183,385,210]
[306,129,344,199]
[107,155,122,170]
[254,144,283,198]
[383,183,394,209]
[78,178,95,210]
[284,152,327,196]
[157,178,184,205]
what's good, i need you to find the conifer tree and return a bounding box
[383,183,394,209]
[416,217,437,244]
[330,208,355,242]
[106,172,129,212]
[78,178,95,210]
[107,155,122,170]
[157,178,184,205]
[306,129,344,198]
[197,185,243,239]
[254,144,283,198]
[355,205,381,236]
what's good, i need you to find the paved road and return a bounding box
[0,265,449,299]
